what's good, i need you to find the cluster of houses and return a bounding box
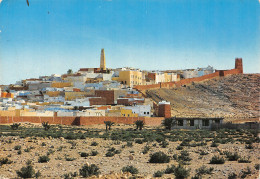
[0,49,215,119]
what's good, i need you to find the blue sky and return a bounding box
[0,0,259,85]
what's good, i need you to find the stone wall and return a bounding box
[0,116,165,126]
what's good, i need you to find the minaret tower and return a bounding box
[100,48,106,71]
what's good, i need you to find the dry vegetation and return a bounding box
[0,123,259,178]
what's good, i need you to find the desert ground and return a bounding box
[0,123,259,179]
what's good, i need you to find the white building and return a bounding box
[124,105,151,117]
[75,110,105,117]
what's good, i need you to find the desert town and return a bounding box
[0,49,259,179]
[0,49,249,124]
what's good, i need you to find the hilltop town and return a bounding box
[0,49,248,125]
[0,49,259,179]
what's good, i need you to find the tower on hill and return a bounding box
[235,58,243,74]
[100,48,106,71]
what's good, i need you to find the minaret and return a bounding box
[100,48,106,71]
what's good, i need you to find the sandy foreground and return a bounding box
[0,124,259,178]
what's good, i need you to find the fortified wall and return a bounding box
[134,58,243,91]
[0,116,165,126]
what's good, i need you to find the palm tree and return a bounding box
[134,120,145,130]
[42,122,51,131]
[67,69,73,74]
[104,121,115,131]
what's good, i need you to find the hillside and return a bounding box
[146,74,260,119]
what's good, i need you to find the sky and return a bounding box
[0,0,259,85]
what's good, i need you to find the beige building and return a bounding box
[112,70,143,87]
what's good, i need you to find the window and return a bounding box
[215,119,220,124]
[128,114,130,117]
[144,112,146,114]
[189,120,194,126]
[177,120,183,126]
[202,120,209,126]
[147,112,149,114]
[125,81,127,84]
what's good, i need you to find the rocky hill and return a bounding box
[146,74,259,120]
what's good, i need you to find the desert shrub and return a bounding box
[134,120,145,130]
[225,152,240,161]
[176,145,184,150]
[153,170,164,177]
[14,145,21,150]
[160,140,169,148]
[173,154,180,161]
[255,164,260,170]
[199,150,209,155]
[195,165,213,176]
[0,157,12,166]
[210,142,219,147]
[241,167,251,178]
[174,164,190,179]
[210,155,225,164]
[180,140,190,147]
[80,152,89,157]
[164,164,176,174]
[149,151,170,163]
[135,139,143,144]
[41,142,46,146]
[191,175,200,179]
[142,145,150,154]
[126,141,133,147]
[245,143,253,149]
[68,141,77,149]
[79,164,100,177]
[228,172,237,179]
[16,160,41,178]
[108,147,116,152]
[65,157,76,161]
[114,149,121,154]
[238,156,251,163]
[122,165,138,174]
[11,123,21,130]
[47,149,55,156]
[38,155,50,163]
[63,172,77,179]
[17,150,22,155]
[24,148,31,152]
[196,141,207,146]
[155,135,165,143]
[91,150,98,156]
[65,133,77,140]
[105,147,120,157]
[58,146,65,151]
[178,150,192,162]
[105,151,115,157]
[42,122,51,131]
[91,141,98,146]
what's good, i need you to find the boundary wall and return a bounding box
[135,68,241,91]
[0,116,165,126]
